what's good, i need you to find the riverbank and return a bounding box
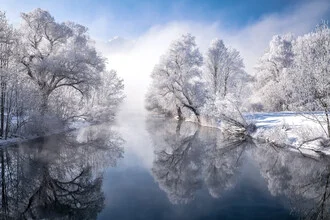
[0,120,91,147]
[191,111,330,159]
[248,112,330,159]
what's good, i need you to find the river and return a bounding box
[0,115,329,219]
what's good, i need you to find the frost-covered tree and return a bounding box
[253,34,294,111]
[204,38,246,98]
[289,22,330,137]
[47,70,124,123]
[0,8,125,138]
[0,12,39,139]
[0,11,18,138]
[146,35,252,129]
[84,70,125,122]
[146,34,204,122]
[18,8,105,115]
[201,38,250,127]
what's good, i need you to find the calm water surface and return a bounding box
[1,115,330,219]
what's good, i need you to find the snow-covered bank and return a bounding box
[191,111,330,159]
[245,111,324,129]
[247,111,330,159]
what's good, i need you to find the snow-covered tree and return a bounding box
[201,38,250,127]
[204,38,246,98]
[253,34,294,111]
[146,35,252,129]
[0,11,19,138]
[84,70,125,122]
[289,22,330,137]
[47,70,124,123]
[145,34,204,122]
[0,8,126,138]
[18,8,105,115]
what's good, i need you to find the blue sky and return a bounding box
[0,0,328,39]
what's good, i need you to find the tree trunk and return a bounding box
[176,119,182,135]
[1,149,8,216]
[195,113,200,123]
[177,107,183,121]
[183,104,200,123]
[213,66,218,95]
[0,78,5,138]
[223,75,228,97]
[325,108,330,138]
[0,44,9,139]
[5,90,12,140]
[41,91,49,116]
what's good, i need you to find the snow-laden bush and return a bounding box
[201,94,256,136]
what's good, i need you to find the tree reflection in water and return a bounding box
[148,118,330,219]
[147,118,253,204]
[253,142,330,220]
[0,124,124,219]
